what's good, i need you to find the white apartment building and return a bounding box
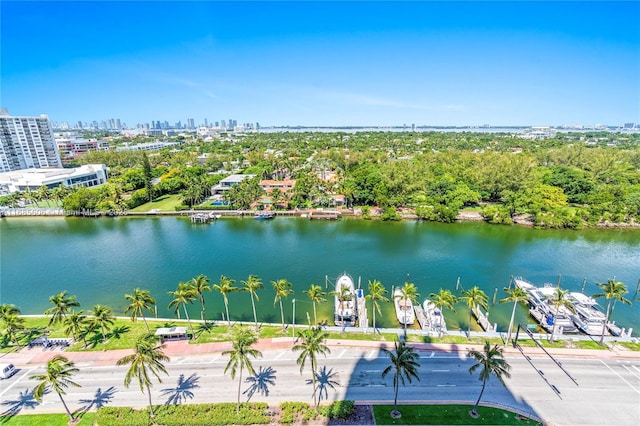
[0,109,63,172]
[0,164,108,195]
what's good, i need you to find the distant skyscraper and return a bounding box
[204,118,208,127]
[0,109,62,172]
[187,118,195,129]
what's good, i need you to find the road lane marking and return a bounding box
[0,367,37,398]
[274,351,287,360]
[338,349,347,358]
[600,360,640,394]
[367,350,376,358]
[432,369,450,372]
[365,370,382,373]
[622,364,640,380]
[437,384,456,387]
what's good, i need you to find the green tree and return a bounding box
[116,334,169,419]
[2,313,25,348]
[62,310,89,344]
[214,275,238,327]
[467,341,511,417]
[397,282,420,338]
[304,284,326,325]
[142,152,154,202]
[168,282,197,335]
[242,275,264,332]
[381,341,421,419]
[547,288,575,343]
[189,274,212,321]
[366,279,389,336]
[223,327,262,413]
[272,278,294,332]
[124,288,156,333]
[30,355,80,422]
[292,325,331,411]
[499,286,529,345]
[89,304,115,343]
[593,279,631,345]
[430,289,457,338]
[0,304,20,322]
[461,286,488,338]
[44,291,80,326]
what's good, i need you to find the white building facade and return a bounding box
[0,164,108,195]
[0,109,63,172]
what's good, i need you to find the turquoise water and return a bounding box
[1,216,638,333]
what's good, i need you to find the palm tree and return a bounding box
[168,282,197,335]
[499,286,529,345]
[242,275,264,331]
[547,287,575,343]
[430,288,457,338]
[467,340,512,417]
[304,284,326,325]
[292,325,331,411]
[0,303,20,322]
[124,288,156,333]
[381,340,421,418]
[116,334,169,419]
[593,279,631,345]
[189,274,211,321]
[397,282,420,338]
[331,284,353,316]
[272,278,294,333]
[89,304,115,343]
[62,310,88,344]
[461,286,488,338]
[222,327,262,413]
[2,313,25,348]
[44,291,80,326]
[30,355,81,422]
[366,279,389,336]
[214,275,238,327]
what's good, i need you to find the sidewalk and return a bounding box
[2,331,637,368]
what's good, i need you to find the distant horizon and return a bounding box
[2,1,638,126]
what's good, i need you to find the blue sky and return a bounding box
[1,1,639,127]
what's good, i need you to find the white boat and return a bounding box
[334,273,357,326]
[513,277,578,334]
[393,288,415,326]
[423,299,446,333]
[568,292,609,336]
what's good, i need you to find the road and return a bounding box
[1,345,639,425]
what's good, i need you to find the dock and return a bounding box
[190,212,221,223]
[356,289,368,329]
[471,304,496,332]
[414,305,430,331]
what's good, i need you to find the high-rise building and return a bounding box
[187,118,195,129]
[0,109,63,172]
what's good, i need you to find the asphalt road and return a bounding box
[1,347,639,425]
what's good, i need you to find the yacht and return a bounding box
[393,288,416,326]
[334,273,357,326]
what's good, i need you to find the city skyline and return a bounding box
[2,1,638,127]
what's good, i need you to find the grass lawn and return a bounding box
[0,413,95,426]
[129,194,183,212]
[373,404,542,425]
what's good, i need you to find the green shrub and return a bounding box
[280,402,310,424]
[319,400,355,419]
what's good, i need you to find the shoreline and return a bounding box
[3,207,640,229]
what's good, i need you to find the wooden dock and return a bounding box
[356,289,368,329]
[471,304,496,332]
[414,306,430,331]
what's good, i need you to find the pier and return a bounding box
[471,304,496,332]
[356,289,368,330]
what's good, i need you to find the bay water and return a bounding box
[1,216,638,334]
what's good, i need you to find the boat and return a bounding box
[568,292,609,336]
[393,288,415,326]
[254,212,276,220]
[423,299,446,333]
[513,277,578,334]
[334,273,357,326]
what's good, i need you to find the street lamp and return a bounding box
[292,299,296,338]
